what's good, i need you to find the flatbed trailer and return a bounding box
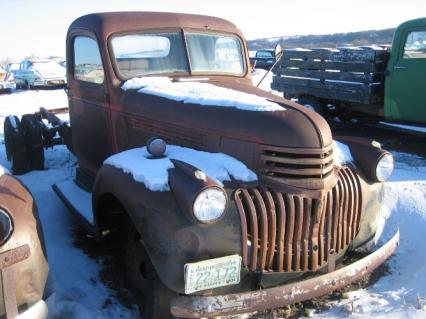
[272,17,426,125]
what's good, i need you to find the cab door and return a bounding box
[68,34,112,177]
[387,29,426,123]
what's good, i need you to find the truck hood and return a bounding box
[121,78,332,150]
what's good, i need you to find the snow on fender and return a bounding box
[104,144,258,192]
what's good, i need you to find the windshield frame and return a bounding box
[108,28,247,81]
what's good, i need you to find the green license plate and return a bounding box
[184,255,242,294]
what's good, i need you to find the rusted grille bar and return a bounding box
[234,167,362,272]
[260,144,334,188]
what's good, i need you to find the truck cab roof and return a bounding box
[68,12,244,39]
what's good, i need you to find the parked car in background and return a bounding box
[0,167,49,318]
[14,59,66,89]
[0,66,16,93]
[4,62,20,77]
[249,49,276,69]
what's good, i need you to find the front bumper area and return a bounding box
[171,229,399,318]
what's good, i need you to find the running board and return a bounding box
[53,180,97,236]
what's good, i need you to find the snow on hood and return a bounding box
[333,140,354,167]
[122,77,285,112]
[104,145,257,192]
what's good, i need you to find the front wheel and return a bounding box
[122,218,177,319]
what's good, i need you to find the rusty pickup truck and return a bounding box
[4,12,398,318]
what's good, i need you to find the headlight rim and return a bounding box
[0,207,14,246]
[375,152,394,182]
[192,186,228,225]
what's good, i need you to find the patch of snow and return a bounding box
[333,140,354,167]
[55,112,70,124]
[105,145,257,192]
[379,122,426,134]
[122,76,284,112]
[0,165,10,176]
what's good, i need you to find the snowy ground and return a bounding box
[0,86,426,318]
[0,89,139,318]
[311,153,426,318]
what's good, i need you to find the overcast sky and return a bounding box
[1,0,425,60]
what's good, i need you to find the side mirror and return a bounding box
[274,43,283,57]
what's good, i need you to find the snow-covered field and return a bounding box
[0,87,426,318]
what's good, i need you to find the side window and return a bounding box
[403,30,426,59]
[74,36,105,84]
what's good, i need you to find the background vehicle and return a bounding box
[249,49,276,69]
[4,62,20,77]
[0,66,16,93]
[4,12,398,318]
[0,169,49,319]
[14,59,66,89]
[272,17,426,124]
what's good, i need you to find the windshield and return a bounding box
[111,32,188,78]
[256,50,274,58]
[111,31,245,79]
[185,32,244,75]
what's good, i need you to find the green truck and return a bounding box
[272,17,426,124]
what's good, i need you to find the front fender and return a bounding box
[92,164,242,293]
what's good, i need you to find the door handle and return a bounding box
[394,66,408,70]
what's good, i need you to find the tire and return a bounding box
[297,96,324,114]
[121,218,177,319]
[21,114,45,170]
[4,116,30,175]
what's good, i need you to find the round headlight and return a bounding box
[0,208,13,245]
[376,153,394,182]
[193,187,227,223]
